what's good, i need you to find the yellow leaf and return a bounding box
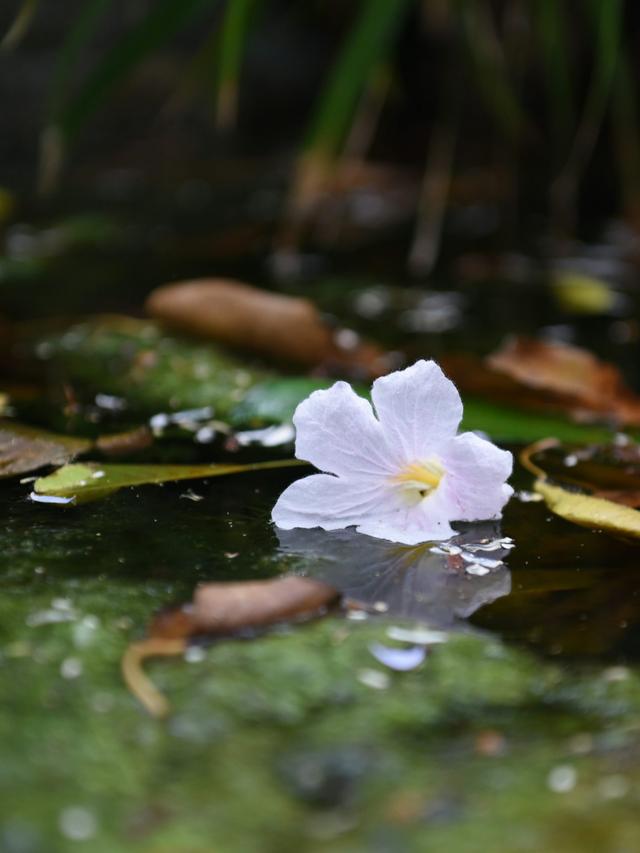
[534,478,640,539]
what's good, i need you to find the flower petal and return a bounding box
[356,491,457,544]
[439,431,513,521]
[371,360,462,464]
[272,473,390,531]
[293,381,397,477]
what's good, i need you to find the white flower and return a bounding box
[272,360,513,545]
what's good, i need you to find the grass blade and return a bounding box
[215,0,261,129]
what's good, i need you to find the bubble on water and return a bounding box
[60,657,83,679]
[547,765,577,793]
[369,643,426,671]
[357,668,390,690]
[598,775,630,800]
[58,807,97,841]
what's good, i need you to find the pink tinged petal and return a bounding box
[292,381,398,478]
[271,473,391,531]
[371,360,463,464]
[439,431,514,522]
[356,491,457,545]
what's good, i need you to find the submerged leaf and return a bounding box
[125,575,339,717]
[0,420,90,478]
[33,458,305,504]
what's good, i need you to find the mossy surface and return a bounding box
[2,477,640,852]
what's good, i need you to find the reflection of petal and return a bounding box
[277,522,512,628]
[369,643,427,671]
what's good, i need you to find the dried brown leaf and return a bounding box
[0,420,91,478]
[146,279,391,377]
[487,336,640,426]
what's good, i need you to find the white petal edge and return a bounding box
[292,381,399,478]
[371,360,463,464]
[271,472,390,531]
[439,431,513,521]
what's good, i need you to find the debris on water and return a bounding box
[430,543,462,556]
[347,610,368,621]
[465,564,491,577]
[149,406,215,436]
[368,642,426,671]
[58,806,97,842]
[179,489,204,502]
[19,476,37,484]
[387,626,448,645]
[516,490,544,502]
[224,551,239,559]
[26,598,78,626]
[356,668,390,690]
[602,665,630,682]
[235,423,295,447]
[547,765,577,793]
[598,775,630,800]
[460,553,503,570]
[184,646,206,663]
[60,657,83,679]
[29,492,74,505]
[462,537,515,552]
[95,392,127,412]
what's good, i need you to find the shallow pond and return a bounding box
[2,213,640,852]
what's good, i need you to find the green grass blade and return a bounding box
[533,0,573,150]
[45,0,113,122]
[552,0,623,225]
[1,0,38,51]
[459,0,528,141]
[215,0,261,129]
[304,0,411,163]
[56,0,218,142]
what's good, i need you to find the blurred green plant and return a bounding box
[11,0,636,263]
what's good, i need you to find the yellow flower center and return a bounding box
[394,459,444,502]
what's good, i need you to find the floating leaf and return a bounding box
[0,420,90,478]
[520,439,640,539]
[32,458,305,505]
[487,336,640,426]
[534,479,640,539]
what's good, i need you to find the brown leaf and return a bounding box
[487,336,640,426]
[95,426,154,457]
[0,420,91,478]
[125,575,339,718]
[146,278,391,377]
[151,575,339,639]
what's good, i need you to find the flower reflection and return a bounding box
[277,522,513,628]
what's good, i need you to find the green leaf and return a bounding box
[461,399,616,445]
[33,459,305,505]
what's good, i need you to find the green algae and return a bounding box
[14,317,625,443]
[2,477,640,852]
